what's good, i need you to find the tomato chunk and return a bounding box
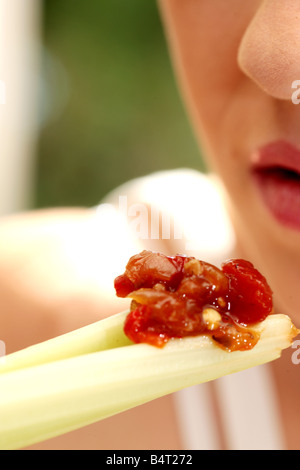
[222,259,273,325]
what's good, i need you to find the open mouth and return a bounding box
[251,141,300,230]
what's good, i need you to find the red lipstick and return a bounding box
[251,140,300,230]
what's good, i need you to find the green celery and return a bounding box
[0,314,296,450]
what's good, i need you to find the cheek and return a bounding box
[160,1,259,155]
[169,5,241,100]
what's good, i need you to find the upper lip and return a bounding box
[251,140,300,175]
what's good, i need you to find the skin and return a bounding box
[1,0,300,449]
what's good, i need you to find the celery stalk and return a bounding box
[0,310,131,374]
[0,313,297,450]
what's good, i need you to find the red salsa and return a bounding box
[114,251,273,351]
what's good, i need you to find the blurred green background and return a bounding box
[35,0,204,208]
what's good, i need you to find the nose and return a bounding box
[238,0,300,100]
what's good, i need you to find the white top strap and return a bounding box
[214,364,285,450]
[174,364,284,450]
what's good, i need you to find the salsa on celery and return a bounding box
[114,251,273,351]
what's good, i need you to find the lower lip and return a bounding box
[252,167,300,230]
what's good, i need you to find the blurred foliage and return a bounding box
[35,0,204,208]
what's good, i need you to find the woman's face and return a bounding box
[159,0,300,319]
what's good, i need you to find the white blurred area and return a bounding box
[0,0,41,216]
